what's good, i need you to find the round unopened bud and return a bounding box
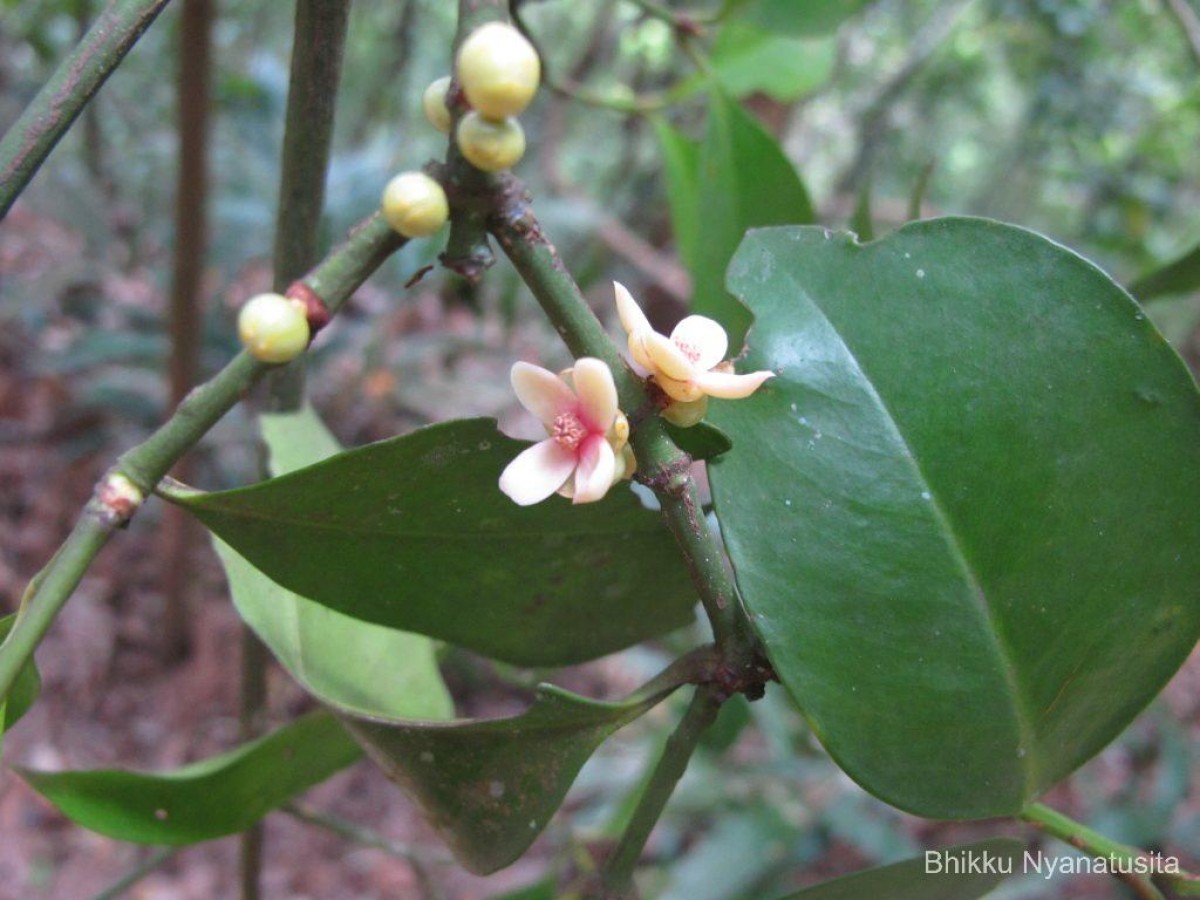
[456,112,526,172]
[456,22,540,119]
[422,75,453,133]
[238,293,310,363]
[381,171,449,237]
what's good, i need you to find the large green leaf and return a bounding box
[709,23,836,102]
[734,0,874,36]
[20,710,361,844]
[653,117,701,274]
[710,220,1200,818]
[338,660,697,875]
[693,90,815,348]
[776,838,1024,899]
[1129,240,1200,303]
[1,612,41,748]
[171,418,696,667]
[214,406,453,721]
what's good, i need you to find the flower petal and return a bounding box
[572,357,618,431]
[655,372,705,402]
[644,331,696,381]
[511,362,576,427]
[628,330,655,373]
[671,315,728,371]
[694,369,775,399]
[572,434,616,504]
[499,439,577,506]
[614,281,651,336]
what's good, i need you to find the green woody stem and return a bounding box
[1022,803,1199,898]
[490,207,766,678]
[593,685,723,898]
[0,214,405,706]
[0,0,173,219]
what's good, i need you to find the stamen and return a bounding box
[552,411,587,450]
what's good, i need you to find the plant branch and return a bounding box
[0,0,173,219]
[0,213,406,706]
[591,684,723,897]
[91,846,180,900]
[239,6,352,894]
[1022,803,1200,898]
[1164,0,1200,68]
[159,0,214,662]
[489,198,767,686]
[284,802,450,899]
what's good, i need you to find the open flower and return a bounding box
[614,282,774,405]
[499,358,632,506]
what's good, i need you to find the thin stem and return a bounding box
[238,627,267,900]
[284,802,451,898]
[159,0,214,662]
[91,846,180,900]
[1164,0,1200,68]
[0,0,173,219]
[1021,803,1199,899]
[237,5,352,894]
[593,685,722,897]
[0,214,406,705]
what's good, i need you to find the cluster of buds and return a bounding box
[499,284,773,506]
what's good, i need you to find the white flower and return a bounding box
[499,358,632,506]
[614,282,774,404]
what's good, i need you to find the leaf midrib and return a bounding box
[777,261,1039,793]
[187,500,664,541]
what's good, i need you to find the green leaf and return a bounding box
[259,403,342,475]
[710,220,1200,818]
[20,710,361,844]
[710,23,836,102]
[172,418,696,667]
[693,90,815,349]
[214,406,453,721]
[736,0,874,36]
[775,838,1024,899]
[337,663,695,875]
[664,420,732,462]
[653,117,701,273]
[0,612,40,738]
[1129,240,1200,303]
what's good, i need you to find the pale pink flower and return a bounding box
[614,282,774,405]
[499,358,631,506]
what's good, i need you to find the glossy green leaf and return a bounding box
[776,838,1024,899]
[664,420,732,462]
[20,710,361,844]
[1129,240,1200,303]
[259,402,341,475]
[693,90,815,349]
[710,221,1200,818]
[215,406,453,721]
[338,662,695,875]
[653,117,701,273]
[735,0,874,36]
[1,613,41,741]
[172,418,696,667]
[710,23,835,102]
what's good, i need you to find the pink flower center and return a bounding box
[674,338,702,364]
[552,411,588,451]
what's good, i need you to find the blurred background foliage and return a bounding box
[2,0,1199,896]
